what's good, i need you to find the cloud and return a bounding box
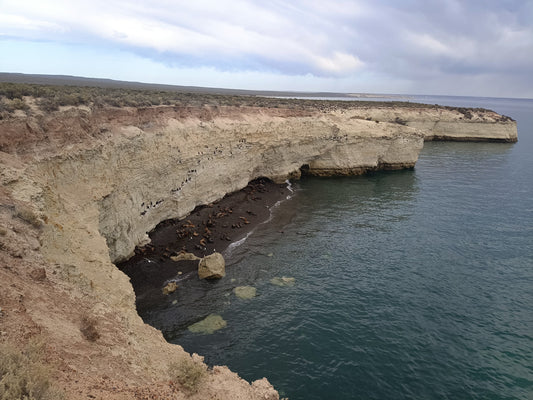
[0,0,367,76]
[0,12,65,35]
[1,0,532,97]
[313,52,364,75]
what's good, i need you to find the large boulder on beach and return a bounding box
[162,281,178,295]
[198,252,225,279]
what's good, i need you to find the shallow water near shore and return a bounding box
[140,96,533,399]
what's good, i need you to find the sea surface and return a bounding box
[141,95,533,399]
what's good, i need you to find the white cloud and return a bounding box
[1,0,532,97]
[0,0,367,76]
[313,52,364,75]
[0,13,65,35]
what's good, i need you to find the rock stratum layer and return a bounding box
[0,102,516,398]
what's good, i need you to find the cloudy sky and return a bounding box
[1,0,532,98]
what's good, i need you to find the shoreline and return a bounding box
[118,178,290,311]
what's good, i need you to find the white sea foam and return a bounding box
[285,179,294,193]
[224,230,255,258]
[224,180,296,257]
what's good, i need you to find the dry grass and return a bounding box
[0,341,64,400]
[168,357,207,394]
[0,81,514,122]
[0,82,454,116]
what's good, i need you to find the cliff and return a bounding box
[0,100,516,398]
[342,105,517,142]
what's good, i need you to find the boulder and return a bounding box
[198,252,225,279]
[162,281,178,295]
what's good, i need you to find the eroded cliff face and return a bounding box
[96,111,423,263]
[3,105,428,266]
[340,106,517,142]
[0,103,516,398]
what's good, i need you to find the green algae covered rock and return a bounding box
[233,286,257,299]
[187,314,227,334]
[270,276,296,287]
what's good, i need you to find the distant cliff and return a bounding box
[342,105,517,142]
[0,99,516,399]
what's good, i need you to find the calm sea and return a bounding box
[142,95,533,399]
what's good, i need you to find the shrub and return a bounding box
[55,93,77,107]
[168,357,207,393]
[37,98,59,113]
[0,341,64,400]
[0,83,27,100]
[10,98,29,111]
[456,107,473,119]
[394,116,407,125]
[0,99,14,113]
[80,317,100,342]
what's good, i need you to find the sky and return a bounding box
[1,0,533,98]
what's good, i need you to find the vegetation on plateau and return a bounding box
[0,81,513,122]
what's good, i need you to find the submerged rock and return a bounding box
[233,286,257,299]
[270,276,296,287]
[162,281,178,295]
[188,314,227,334]
[198,252,225,279]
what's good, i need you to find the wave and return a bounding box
[223,180,295,258]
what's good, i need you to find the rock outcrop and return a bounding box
[198,252,226,279]
[0,100,516,398]
[342,106,517,142]
[162,281,178,295]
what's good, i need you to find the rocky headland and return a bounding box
[0,86,517,399]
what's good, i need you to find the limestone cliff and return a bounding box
[2,105,428,266]
[0,101,516,398]
[339,105,517,142]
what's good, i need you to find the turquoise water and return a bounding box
[145,96,533,399]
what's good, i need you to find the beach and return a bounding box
[119,178,290,312]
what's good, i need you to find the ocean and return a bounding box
[141,95,533,399]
